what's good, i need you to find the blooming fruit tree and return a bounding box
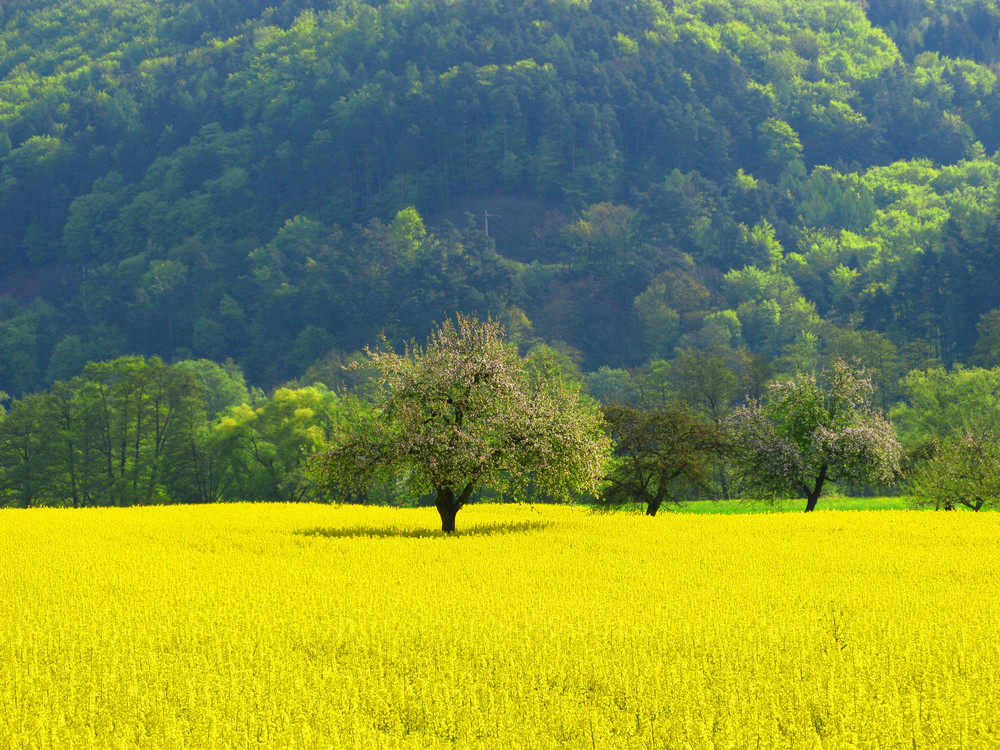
[728,358,901,511]
[310,315,611,531]
[909,425,1000,511]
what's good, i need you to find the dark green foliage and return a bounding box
[600,403,722,515]
[2,0,1000,401]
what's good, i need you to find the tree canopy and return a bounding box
[309,315,611,531]
[600,403,721,515]
[2,0,1000,398]
[909,424,1000,511]
[728,359,902,511]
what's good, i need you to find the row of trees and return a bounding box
[0,356,344,507]
[596,354,1000,516]
[598,358,904,516]
[309,317,991,531]
[2,318,997,526]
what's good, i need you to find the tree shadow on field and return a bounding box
[294,519,552,540]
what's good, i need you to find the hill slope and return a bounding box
[3,0,1000,392]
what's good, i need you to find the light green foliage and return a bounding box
[799,167,876,232]
[585,366,640,405]
[891,365,1000,447]
[388,206,427,257]
[757,117,805,179]
[215,383,342,503]
[699,310,743,350]
[721,265,821,361]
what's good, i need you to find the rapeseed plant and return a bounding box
[1,504,999,748]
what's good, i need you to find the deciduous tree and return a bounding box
[214,384,342,504]
[309,315,611,532]
[729,359,901,511]
[600,403,721,516]
[909,425,1000,511]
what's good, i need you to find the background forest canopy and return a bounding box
[5,0,1000,481]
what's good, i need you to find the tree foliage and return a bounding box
[3,0,1000,396]
[600,403,721,516]
[0,355,351,507]
[728,359,902,511]
[891,365,1000,446]
[309,315,611,531]
[909,425,1000,511]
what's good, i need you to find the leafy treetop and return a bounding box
[728,358,902,511]
[309,315,611,531]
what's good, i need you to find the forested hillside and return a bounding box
[3,0,1000,398]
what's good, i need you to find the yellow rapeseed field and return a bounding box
[2,503,1000,749]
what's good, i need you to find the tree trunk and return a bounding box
[716,452,730,500]
[436,488,460,533]
[435,483,476,532]
[646,500,661,516]
[804,465,828,512]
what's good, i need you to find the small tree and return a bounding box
[309,315,612,532]
[728,359,901,511]
[600,403,722,515]
[909,427,1000,511]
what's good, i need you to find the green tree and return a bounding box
[174,358,251,418]
[891,365,1000,447]
[670,346,751,498]
[600,403,721,516]
[42,380,91,508]
[161,387,230,505]
[909,425,1000,511]
[0,393,50,507]
[71,356,202,506]
[971,309,1000,367]
[214,384,342,503]
[310,315,611,532]
[729,359,901,511]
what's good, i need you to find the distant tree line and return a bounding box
[4,329,1000,515]
[0,355,349,507]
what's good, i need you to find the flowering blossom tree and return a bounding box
[309,315,611,532]
[728,359,901,511]
[909,426,1000,511]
